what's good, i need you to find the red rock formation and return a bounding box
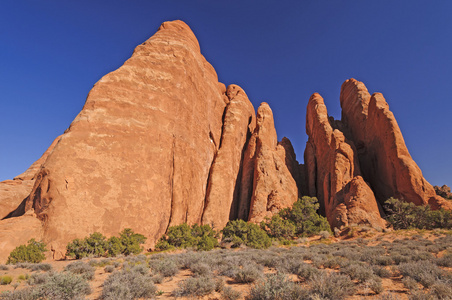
[0,210,43,263]
[434,185,452,200]
[340,79,451,210]
[0,180,34,219]
[304,93,386,229]
[9,20,230,258]
[246,103,299,223]
[1,136,61,219]
[202,85,256,229]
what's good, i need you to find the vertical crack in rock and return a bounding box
[165,135,176,233]
[201,85,256,229]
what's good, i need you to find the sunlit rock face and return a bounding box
[304,78,451,231]
[0,21,300,261]
[304,92,386,230]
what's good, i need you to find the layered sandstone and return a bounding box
[340,79,451,210]
[244,103,299,223]
[304,93,385,229]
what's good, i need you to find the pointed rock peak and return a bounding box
[306,93,331,137]
[226,84,248,99]
[340,78,371,111]
[256,102,277,149]
[142,20,201,53]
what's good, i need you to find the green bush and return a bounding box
[118,228,147,255]
[277,196,331,236]
[0,275,13,285]
[221,220,271,249]
[7,239,47,264]
[155,223,218,251]
[66,232,107,259]
[260,215,295,240]
[384,197,452,230]
[66,229,146,259]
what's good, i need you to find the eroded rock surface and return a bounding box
[246,103,299,223]
[340,79,451,210]
[304,93,385,229]
[10,20,230,257]
[202,85,256,229]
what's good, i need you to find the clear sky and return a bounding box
[1,1,451,186]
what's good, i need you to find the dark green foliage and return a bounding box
[384,197,452,230]
[66,232,107,259]
[277,196,331,236]
[260,215,295,240]
[102,269,156,300]
[105,236,126,257]
[118,228,147,255]
[66,229,146,259]
[222,220,271,249]
[155,223,218,251]
[7,239,47,264]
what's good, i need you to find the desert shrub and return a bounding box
[260,215,295,240]
[189,261,212,277]
[155,223,218,251]
[0,265,9,270]
[27,272,51,285]
[105,236,126,257]
[247,273,308,300]
[372,266,392,278]
[104,265,115,273]
[0,276,13,285]
[398,261,448,288]
[221,286,242,300]
[436,252,452,267]
[66,232,107,259]
[429,281,452,299]
[102,269,156,300]
[64,261,95,280]
[293,263,320,281]
[173,275,217,297]
[278,196,331,236]
[150,273,163,284]
[222,220,271,249]
[341,263,374,282]
[149,257,179,277]
[130,264,149,275]
[117,228,147,255]
[30,263,52,272]
[366,276,383,294]
[309,271,356,300]
[10,272,91,300]
[384,198,452,230]
[402,276,419,291]
[66,229,146,259]
[7,239,47,264]
[41,272,91,299]
[232,264,263,283]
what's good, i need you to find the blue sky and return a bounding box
[1,1,451,186]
